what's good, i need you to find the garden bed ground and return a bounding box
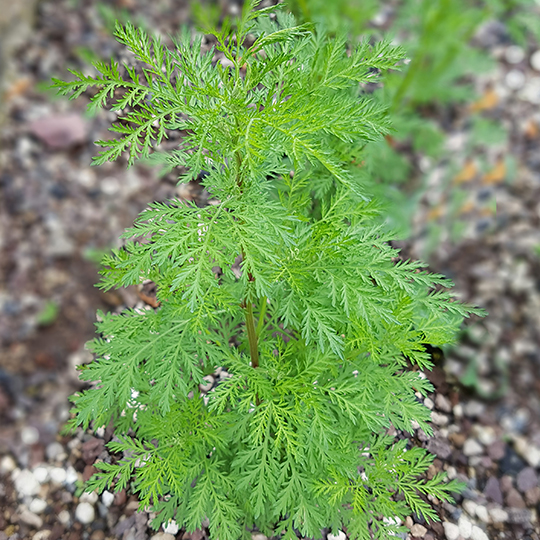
[0,1,540,539]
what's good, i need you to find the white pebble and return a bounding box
[33,531,52,540]
[58,510,70,525]
[327,532,346,540]
[489,507,508,522]
[471,525,489,540]
[80,491,99,505]
[431,411,449,426]
[20,509,43,529]
[475,425,496,446]
[199,375,215,392]
[411,523,428,537]
[475,505,490,523]
[21,426,40,446]
[436,394,452,413]
[531,50,540,72]
[463,439,483,457]
[443,521,460,540]
[506,45,525,64]
[463,499,478,517]
[29,498,48,514]
[75,502,95,524]
[65,466,79,485]
[446,466,457,480]
[0,455,17,474]
[163,519,179,535]
[505,69,525,90]
[33,467,49,484]
[424,397,434,410]
[251,535,268,540]
[46,442,66,461]
[520,77,540,104]
[458,515,473,539]
[14,469,41,497]
[102,490,115,507]
[150,534,175,540]
[514,436,540,467]
[49,467,67,484]
[453,404,463,418]
[464,401,485,418]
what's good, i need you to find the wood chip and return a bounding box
[470,88,499,112]
[482,160,506,185]
[453,160,477,184]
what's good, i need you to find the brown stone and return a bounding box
[506,488,526,509]
[82,465,97,482]
[81,437,104,465]
[525,486,540,506]
[487,440,506,461]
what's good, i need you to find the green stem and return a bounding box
[256,296,268,337]
[245,301,260,369]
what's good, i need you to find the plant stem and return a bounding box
[244,301,259,369]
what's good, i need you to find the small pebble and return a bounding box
[453,404,463,418]
[458,515,472,539]
[20,509,43,529]
[0,455,16,474]
[484,476,503,505]
[65,466,79,485]
[470,525,489,540]
[21,426,40,446]
[435,394,452,413]
[489,507,509,523]
[531,50,540,72]
[475,426,495,446]
[75,502,95,524]
[506,45,526,64]
[80,491,99,505]
[327,532,346,540]
[14,469,40,497]
[525,486,540,505]
[424,397,434,410]
[410,524,427,537]
[29,498,48,514]
[464,401,485,418]
[150,534,175,540]
[431,411,449,426]
[506,488,526,508]
[46,442,66,461]
[102,490,115,507]
[33,531,51,540]
[514,437,540,467]
[251,535,268,540]
[475,505,489,523]
[516,467,538,493]
[33,466,49,484]
[199,375,214,393]
[163,520,179,535]
[463,439,483,457]
[462,499,478,518]
[443,521,459,540]
[49,467,67,484]
[487,440,506,461]
[505,69,525,90]
[58,510,70,525]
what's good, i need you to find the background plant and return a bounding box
[54,3,482,539]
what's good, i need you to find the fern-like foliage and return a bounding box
[55,3,483,539]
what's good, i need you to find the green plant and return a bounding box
[53,4,482,539]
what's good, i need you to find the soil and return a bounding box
[0,1,539,540]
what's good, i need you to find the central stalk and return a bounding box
[244,301,260,369]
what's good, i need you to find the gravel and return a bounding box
[75,501,96,524]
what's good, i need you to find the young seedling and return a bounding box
[54,3,482,539]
